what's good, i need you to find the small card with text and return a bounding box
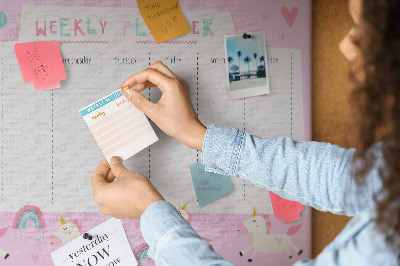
[51,218,138,266]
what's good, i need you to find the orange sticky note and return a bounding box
[14,41,66,90]
[137,0,191,43]
[269,191,304,223]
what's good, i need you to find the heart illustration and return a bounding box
[281,7,299,28]
[220,230,227,238]
[262,14,268,22]
[278,33,285,41]
[31,254,39,263]
[275,237,283,246]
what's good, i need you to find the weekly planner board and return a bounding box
[0,0,312,265]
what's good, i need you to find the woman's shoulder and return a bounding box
[322,209,399,265]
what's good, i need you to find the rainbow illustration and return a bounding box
[134,243,152,262]
[12,205,45,229]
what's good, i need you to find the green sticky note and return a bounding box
[189,161,233,208]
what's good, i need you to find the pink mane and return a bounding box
[261,214,272,234]
[70,219,84,234]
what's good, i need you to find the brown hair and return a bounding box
[350,0,400,250]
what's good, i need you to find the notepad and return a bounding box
[189,161,233,208]
[79,90,158,162]
[137,0,191,43]
[14,41,67,90]
[51,218,138,266]
[269,191,304,223]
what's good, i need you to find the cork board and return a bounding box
[312,0,353,257]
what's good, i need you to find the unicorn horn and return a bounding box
[181,202,188,210]
[60,214,66,226]
[253,206,257,217]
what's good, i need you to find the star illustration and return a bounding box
[227,243,232,248]
[16,250,21,255]
[215,218,219,223]
[298,37,304,42]
[276,21,281,27]
[46,256,53,261]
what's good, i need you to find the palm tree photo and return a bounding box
[253,53,258,74]
[260,55,265,71]
[228,56,233,73]
[237,51,242,77]
[244,56,251,78]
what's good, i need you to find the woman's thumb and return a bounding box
[109,156,128,178]
[122,88,154,116]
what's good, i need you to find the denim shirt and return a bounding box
[140,124,399,265]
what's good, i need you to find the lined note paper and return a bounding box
[79,90,158,162]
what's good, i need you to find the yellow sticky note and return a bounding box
[137,0,191,43]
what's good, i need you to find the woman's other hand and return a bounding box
[91,157,164,219]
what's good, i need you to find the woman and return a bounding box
[91,0,400,264]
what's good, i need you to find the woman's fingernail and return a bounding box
[124,89,133,100]
[110,156,122,165]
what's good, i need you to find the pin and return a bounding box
[83,233,93,240]
[242,33,251,39]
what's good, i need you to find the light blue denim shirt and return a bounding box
[140,124,399,265]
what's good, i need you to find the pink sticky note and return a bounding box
[269,191,304,223]
[14,41,66,90]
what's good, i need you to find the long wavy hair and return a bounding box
[350,0,400,251]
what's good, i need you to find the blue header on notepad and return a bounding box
[80,91,123,117]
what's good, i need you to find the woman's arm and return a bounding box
[119,62,382,217]
[202,124,382,216]
[140,201,235,265]
[91,158,234,265]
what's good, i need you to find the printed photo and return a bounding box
[224,31,270,100]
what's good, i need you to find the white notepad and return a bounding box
[51,218,138,266]
[79,90,158,162]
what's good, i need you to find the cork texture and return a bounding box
[312,0,353,257]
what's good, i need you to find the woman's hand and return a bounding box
[91,157,164,219]
[120,61,206,151]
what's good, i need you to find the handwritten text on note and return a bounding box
[14,41,67,90]
[137,0,191,43]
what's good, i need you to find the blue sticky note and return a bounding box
[189,161,233,208]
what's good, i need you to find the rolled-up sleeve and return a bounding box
[140,200,235,265]
[202,124,383,216]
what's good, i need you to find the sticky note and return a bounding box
[189,161,233,208]
[79,90,158,162]
[137,0,191,43]
[14,41,66,90]
[51,218,138,266]
[269,191,304,223]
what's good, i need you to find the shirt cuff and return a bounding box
[201,124,245,176]
[140,200,191,259]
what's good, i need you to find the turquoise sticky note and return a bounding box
[189,161,233,208]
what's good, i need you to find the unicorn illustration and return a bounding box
[237,207,303,262]
[0,226,9,259]
[177,202,193,223]
[177,203,211,243]
[51,215,83,244]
